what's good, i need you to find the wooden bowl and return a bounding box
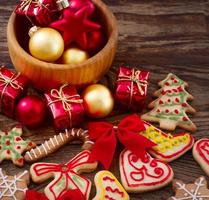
[7,0,118,91]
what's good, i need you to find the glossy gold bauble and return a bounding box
[61,48,89,64]
[82,84,114,118]
[29,28,64,62]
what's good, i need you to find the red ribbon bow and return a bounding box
[88,114,156,169]
[25,189,84,200]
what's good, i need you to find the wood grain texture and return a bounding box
[1,0,209,199]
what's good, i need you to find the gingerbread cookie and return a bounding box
[93,170,129,200]
[141,121,194,162]
[142,73,197,132]
[0,168,29,200]
[193,138,209,176]
[24,128,93,163]
[119,149,174,193]
[168,177,209,200]
[0,125,36,166]
[30,150,97,200]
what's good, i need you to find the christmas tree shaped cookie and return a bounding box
[142,73,197,132]
[0,125,36,166]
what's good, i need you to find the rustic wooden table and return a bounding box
[1,0,209,199]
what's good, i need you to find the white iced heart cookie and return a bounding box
[119,149,174,193]
[93,170,129,200]
[193,138,209,176]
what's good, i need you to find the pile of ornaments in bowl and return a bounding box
[15,0,106,64]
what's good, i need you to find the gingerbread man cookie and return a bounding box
[0,168,29,200]
[0,125,36,166]
[120,149,174,193]
[93,170,129,200]
[142,73,197,132]
[193,138,209,176]
[24,128,93,163]
[30,150,97,200]
[168,177,209,200]
[141,121,194,162]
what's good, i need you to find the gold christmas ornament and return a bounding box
[29,28,64,62]
[61,48,89,64]
[82,84,114,118]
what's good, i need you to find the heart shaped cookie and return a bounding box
[119,149,174,193]
[140,121,194,162]
[193,138,209,176]
[93,170,129,200]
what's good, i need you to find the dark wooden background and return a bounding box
[1,0,209,199]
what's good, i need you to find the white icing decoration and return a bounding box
[31,149,37,158]
[45,141,51,151]
[65,129,69,138]
[0,169,28,200]
[71,129,75,137]
[173,177,209,200]
[37,147,42,155]
[59,132,64,142]
[42,144,47,155]
[26,151,33,160]
[50,138,55,147]
[54,135,59,146]
[85,141,94,144]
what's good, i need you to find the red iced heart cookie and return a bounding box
[119,149,174,193]
[141,121,194,162]
[193,138,209,176]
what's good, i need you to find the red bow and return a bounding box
[88,114,156,169]
[25,189,84,200]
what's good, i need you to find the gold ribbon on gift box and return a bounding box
[117,68,148,106]
[18,0,50,25]
[0,67,23,111]
[48,84,83,127]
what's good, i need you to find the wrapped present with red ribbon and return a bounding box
[115,66,149,111]
[15,0,58,26]
[0,66,29,118]
[45,84,84,132]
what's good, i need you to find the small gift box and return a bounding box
[15,0,58,26]
[115,66,149,111]
[45,84,84,132]
[0,66,29,118]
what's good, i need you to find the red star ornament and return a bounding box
[50,7,101,49]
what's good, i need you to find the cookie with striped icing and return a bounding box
[24,128,93,163]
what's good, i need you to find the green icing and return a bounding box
[0,129,28,160]
[147,74,193,125]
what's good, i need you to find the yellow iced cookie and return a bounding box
[93,170,129,200]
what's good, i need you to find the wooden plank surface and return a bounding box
[1,0,209,199]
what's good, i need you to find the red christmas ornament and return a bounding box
[16,95,46,128]
[69,0,95,17]
[50,7,101,49]
[87,30,105,53]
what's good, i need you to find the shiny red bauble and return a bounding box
[69,0,95,17]
[16,95,46,128]
[87,30,105,53]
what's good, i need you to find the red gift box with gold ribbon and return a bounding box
[115,66,149,111]
[44,84,84,132]
[15,0,57,26]
[0,66,29,118]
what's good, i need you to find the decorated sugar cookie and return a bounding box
[24,128,93,163]
[168,177,209,200]
[119,149,174,193]
[0,125,36,166]
[142,73,197,132]
[30,150,97,200]
[0,168,29,200]
[93,170,129,200]
[193,138,209,176]
[140,121,194,162]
